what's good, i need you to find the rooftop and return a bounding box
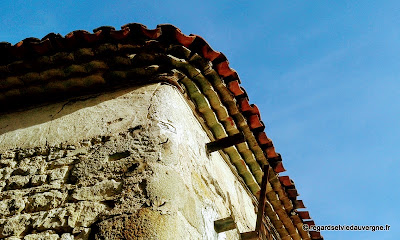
[0,23,322,240]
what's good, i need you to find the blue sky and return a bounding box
[1,1,399,239]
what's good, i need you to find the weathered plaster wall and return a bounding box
[0,83,257,239]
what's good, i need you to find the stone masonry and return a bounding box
[0,83,257,239]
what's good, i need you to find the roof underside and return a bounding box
[0,23,322,240]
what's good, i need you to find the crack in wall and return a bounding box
[56,94,102,115]
[146,83,162,121]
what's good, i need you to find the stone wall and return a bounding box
[0,83,257,239]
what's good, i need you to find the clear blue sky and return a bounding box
[1,1,399,239]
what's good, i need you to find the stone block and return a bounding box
[47,151,65,161]
[24,231,60,240]
[31,208,67,231]
[0,214,31,238]
[0,167,12,180]
[31,201,107,231]
[71,179,122,201]
[48,157,77,168]
[6,175,30,190]
[0,159,17,168]
[48,167,69,182]
[5,236,21,240]
[69,201,108,228]
[12,166,36,176]
[2,151,16,160]
[60,233,74,240]
[16,149,36,160]
[19,156,47,175]
[0,198,26,217]
[30,175,47,186]
[26,190,67,213]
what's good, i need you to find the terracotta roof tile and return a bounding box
[189,35,221,61]
[228,80,245,96]
[286,188,299,198]
[297,211,311,220]
[248,114,265,131]
[265,146,278,158]
[309,231,323,239]
[256,132,273,146]
[279,176,295,187]
[303,220,315,226]
[273,161,286,173]
[296,200,306,209]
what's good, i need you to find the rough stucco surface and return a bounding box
[0,83,257,239]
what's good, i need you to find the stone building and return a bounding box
[0,24,323,240]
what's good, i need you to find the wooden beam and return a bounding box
[256,164,270,231]
[240,164,271,239]
[214,216,237,233]
[206,133,245,153]
[240,231,259,240]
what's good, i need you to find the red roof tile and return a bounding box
[309,231,323,239]
[297,211,311,220]
[279,176,295,187]
[296,200,306,209]
[303,220,315,226]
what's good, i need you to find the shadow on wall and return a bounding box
[0,84,150,136]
